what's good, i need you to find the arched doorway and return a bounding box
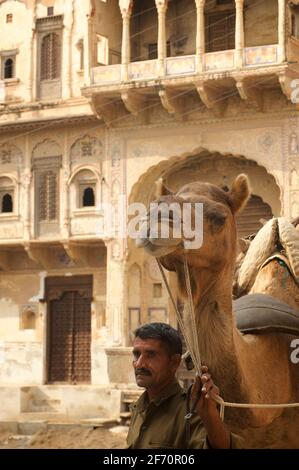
[127,149,281,337]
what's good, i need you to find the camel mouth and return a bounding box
[136,215,182,257]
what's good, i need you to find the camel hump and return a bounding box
[234,293,299,336]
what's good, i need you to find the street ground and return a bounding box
[0,408,298,449]
[0,424,127,449]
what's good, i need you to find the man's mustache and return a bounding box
[135,368,151,376]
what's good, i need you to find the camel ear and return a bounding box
[153,177,173,199]
[229,174,251,214]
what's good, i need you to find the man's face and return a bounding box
[132,337,181,391]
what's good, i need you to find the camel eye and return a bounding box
[205,206,228,228]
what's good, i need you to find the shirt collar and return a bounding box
[132,380,183,413]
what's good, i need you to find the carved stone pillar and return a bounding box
[195,0,205,72]
[84,15,92,85]
[155,0,168,77]
[62,170,70,239]
[31,4,37,102]
[105,240,126,346]
[62,1,74,98]
[235,0,244,69]
[23,170,32,241]
[62,28,72,99]
[119,1,133,81]
[62,131,70,239]
[278,0,286,63]
[24,136,32,241]
[27,29,34,102]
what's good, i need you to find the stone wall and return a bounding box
[0,268,109,385]
[245,0,278,47]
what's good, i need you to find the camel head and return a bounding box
[137,174,251,305]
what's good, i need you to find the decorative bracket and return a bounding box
[121,90,147,115]
[23,243,52,269]
[235,77,263,110]
[89,95,128,126]
[159,87,185,115]
[63,242,90,266]
[196,81,227,117]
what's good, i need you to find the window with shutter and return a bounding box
[1,193,13,213]
[148,41,171,59]
[0,177,14,214]
[82,187,95,207]
[206,12,235,52]
[33,154,61,236]
[39,170,58,221]
[41,33,61,80]
[4,58,14,79]
[74,170,97,209]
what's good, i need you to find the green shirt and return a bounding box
[126,380,242,449]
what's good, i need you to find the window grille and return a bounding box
[41,33,61,80]
[39,170,58,221]
[206,12,235,52]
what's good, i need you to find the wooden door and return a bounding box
[46,276,92,384]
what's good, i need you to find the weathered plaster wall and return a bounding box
[0,0,32,102]
[125,120,284,207]
[0,0,95,102]
[0,268,109,385]
[245,0,278,47]
[0,273,43,384]
[166,0,196,56]
[95,0,122,60]
[131,0,158,61]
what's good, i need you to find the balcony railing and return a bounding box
[204,50,235,72]
[92,64,121,85]
[90,44,280,86]
[243,44,278,67]
[128,59,158,80]
[165,55,196,76]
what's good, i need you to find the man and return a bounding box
[126,322,242,449]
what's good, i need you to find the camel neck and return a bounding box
[193,268,237,369]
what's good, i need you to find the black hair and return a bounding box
[134,322,182,356]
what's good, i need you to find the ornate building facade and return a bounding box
[0,0,298,419]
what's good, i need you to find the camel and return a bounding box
[234,218,299,312]
[136,174,299,447]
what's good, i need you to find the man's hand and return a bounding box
[192,365,231,449]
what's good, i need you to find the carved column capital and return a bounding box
[155,0,168,14]
[119,0,133,18]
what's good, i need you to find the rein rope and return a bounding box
[156,253,299,423]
